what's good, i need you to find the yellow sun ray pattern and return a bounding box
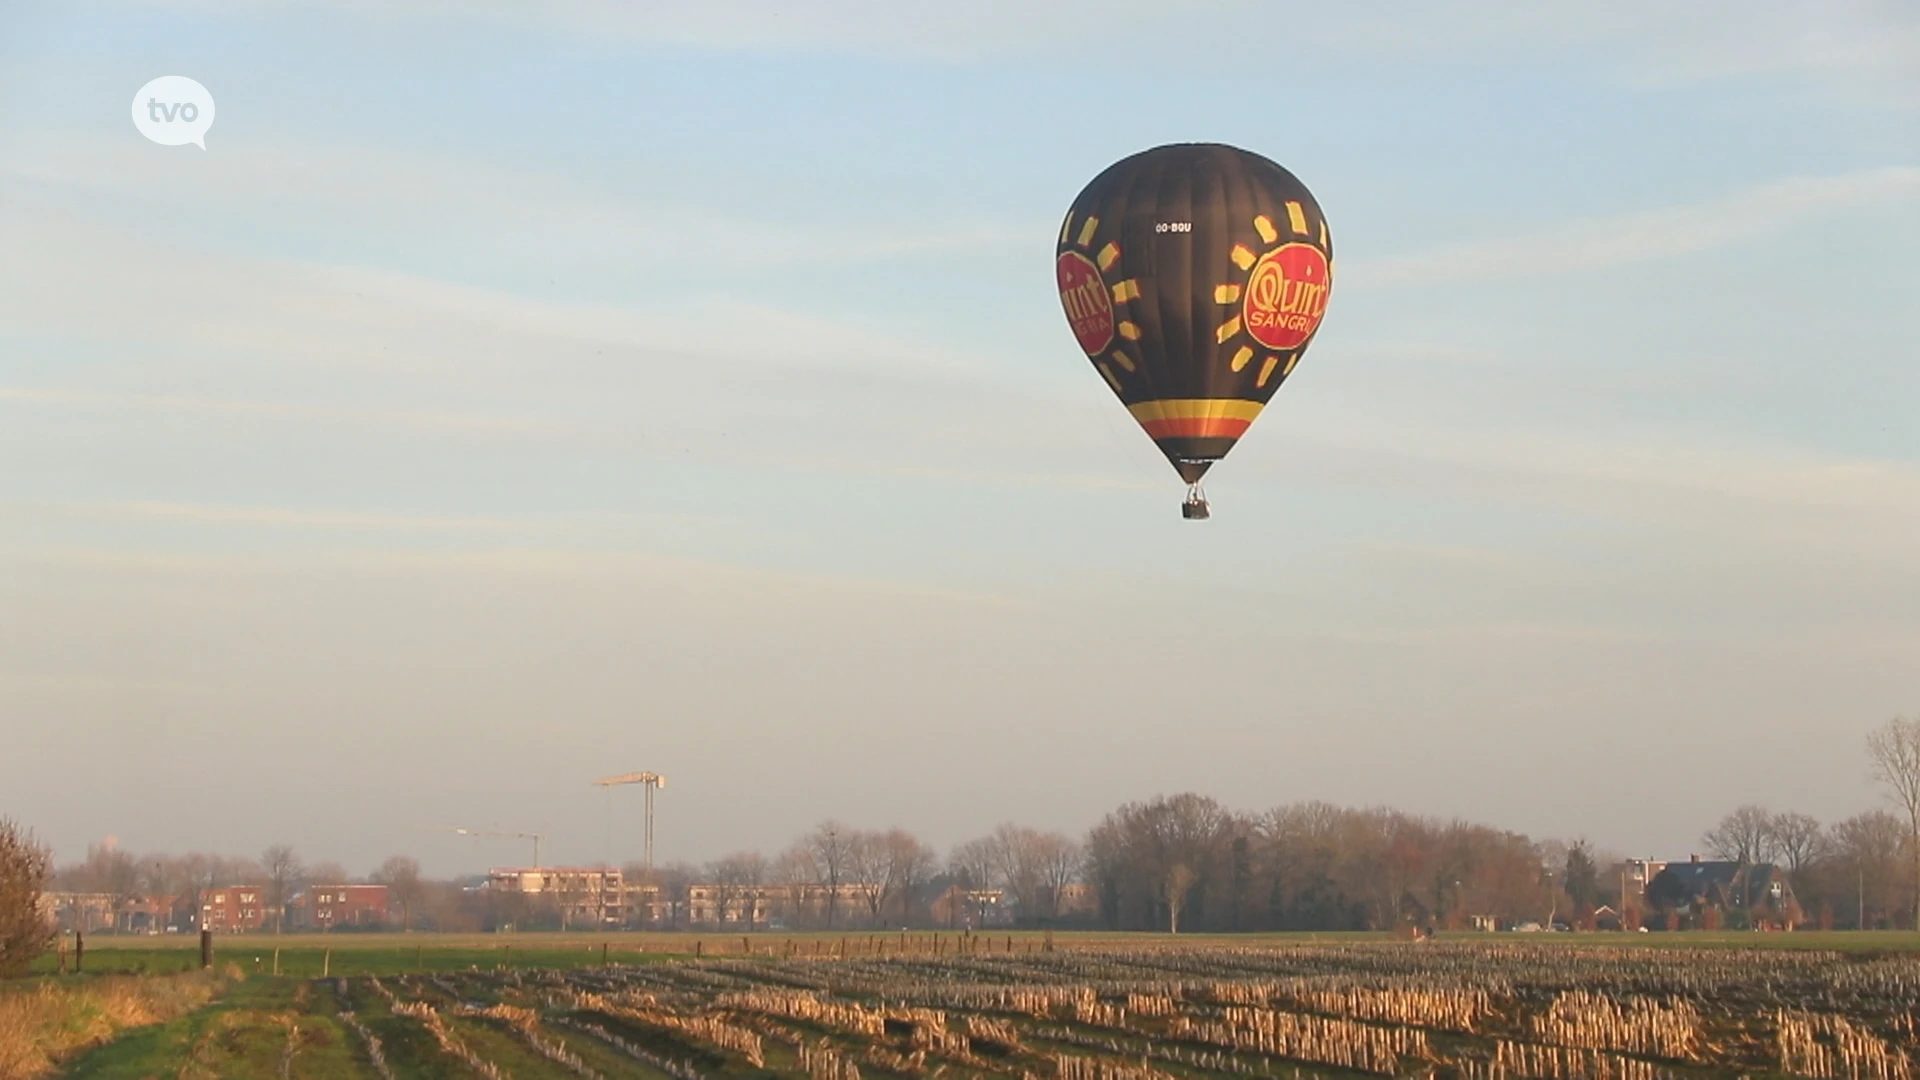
[1059,214,1073,245]
[1097,362,1122,393]
[1076,216,1100,248]
[1215,316,1242,344]
[1230,345,1254,373]
[1111,279,1140,303]
[1257,354,1281,387]
[1214,284,1240,304]
[1319,220,1329,247]
[1118,321,1142,340]
[1108,349,1136,373]
[1230,245,1256,270]
[1282,353,1302,379]
[1097,242,1121,271]
[1253,215,1278,244]
[1286,201,1308,236]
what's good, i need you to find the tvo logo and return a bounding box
[132,76,216,149]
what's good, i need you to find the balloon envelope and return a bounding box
[1056,143,1333,486]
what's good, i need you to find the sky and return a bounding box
[1,0,1917,878]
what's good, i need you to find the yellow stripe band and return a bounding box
[1127,399,1266,422]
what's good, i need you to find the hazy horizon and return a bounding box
[3,1,1917,878]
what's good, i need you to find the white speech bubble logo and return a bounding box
[132,76,216,149]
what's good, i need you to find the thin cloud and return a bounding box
[1345,167,1920,288]
[0,384,545,436]
[10,499,535,532]
[119,0,1920,102]
[0,135,1035,270]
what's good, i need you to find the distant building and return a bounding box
[486,868,624,926]
[201,885,268,932]
[927,886,1009,928]
[296,885,390,930]
[118,894,177,933]
[40,892,116,933]
[1056,883,1099,918]
[686,884,784,927]
[1646,856,1803,930]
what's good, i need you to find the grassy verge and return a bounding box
[58,975,374,1079]
[0,968,225,1078]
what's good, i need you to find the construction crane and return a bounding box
[593,772,665,872]
[444,827,544,869]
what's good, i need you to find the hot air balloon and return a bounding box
[1055,143,1333,518]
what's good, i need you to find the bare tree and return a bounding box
[1165,863,1198,933]
[708,854,751,927]
[945,837,997,929]
[1867,714,1920,931]
[1830,811,1908,928]
[260,845,305,934]
[1702,805,1778,865]
[144,856,199,931]
[843,831,888,927]
[1768,812,1826,879]
[654,862,695,929]
[1,817,54,977]
[986,825,1080,926]
[736,852,769,929]
[882,830,936,926]
[1038,834,1080,923]
[372,856,424,931]
[58,841,139,922]
[809,822,852,929]
[774,844,819,928]
[306,861,351,887]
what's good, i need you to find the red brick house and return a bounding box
[200,885,268,932]
[298,885,390,930]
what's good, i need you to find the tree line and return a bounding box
[5,713,1918,961]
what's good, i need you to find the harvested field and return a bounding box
[42,940,1920,1078]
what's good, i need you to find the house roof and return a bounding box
[1650,861,1795,909]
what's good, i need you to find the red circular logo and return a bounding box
[1242,243,1330,350]
[1056,251,1114,356]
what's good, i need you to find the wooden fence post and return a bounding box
[200,929,213,970]
[74,930,84,973]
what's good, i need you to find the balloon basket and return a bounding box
[1181,485,1210,520]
